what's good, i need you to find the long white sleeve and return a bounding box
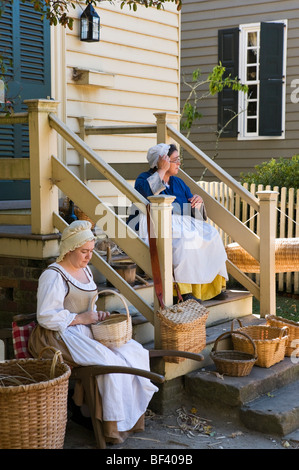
[36,269,77,333]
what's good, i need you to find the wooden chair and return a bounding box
[1,313,204,449]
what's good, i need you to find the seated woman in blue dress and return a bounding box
[128,143,228,303]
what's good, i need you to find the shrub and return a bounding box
[240,155,299,190]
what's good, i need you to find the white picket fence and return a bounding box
[198,182,299,294]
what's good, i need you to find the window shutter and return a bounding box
[218,28,239,137]
[259,22,284,136]
[0,0,51,200]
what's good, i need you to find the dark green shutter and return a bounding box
[218,28,239,137]
[259,22,284,136]
[0,0,51,200]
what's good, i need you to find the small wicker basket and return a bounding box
[157,299,209,363]
[0,347,71,449]
[231,319,288,368]
[266,314,299,357]
[210,331,257,377]
[91,289,132,349]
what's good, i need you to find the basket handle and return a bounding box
[278,326,289,338]
[230,318,243,332]
[213,330,257,358]
[89,290,130,321]
[38,346,64,380]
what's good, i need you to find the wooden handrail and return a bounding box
[167,124,260,212]
[48,113,148,213]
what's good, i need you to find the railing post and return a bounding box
[24,99,59,234]
[257,190,279,317]
[148,195,175,348]
[154,112,180,144]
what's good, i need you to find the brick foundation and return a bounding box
[0,256,55,328]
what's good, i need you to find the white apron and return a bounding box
[139,213,228,284]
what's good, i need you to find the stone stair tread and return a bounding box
[240,379,299,436]
[186,357,299,408]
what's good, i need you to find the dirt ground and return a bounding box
[63,400,299,451]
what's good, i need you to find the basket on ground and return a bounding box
[157,299,209,363]
[266,315,299,357]
[0,347,71,449]
[231,319,288,368]
[91,289,132,348]
[210,331,257,377]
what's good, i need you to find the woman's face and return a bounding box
[67,240,95,269]
[168,150,181,176]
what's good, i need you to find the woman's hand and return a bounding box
[157,154,170,172]
[97,310,110,322]
[188,194,203,208]
[70,310,110,326]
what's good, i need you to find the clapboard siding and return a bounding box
[63,1,180,171]
[181,0,299,181]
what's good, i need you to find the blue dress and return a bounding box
[129,170,228,288]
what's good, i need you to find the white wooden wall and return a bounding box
[62,2,180,177]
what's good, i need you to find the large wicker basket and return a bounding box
[231,319,288,368]
[225,238,299,273]
[210,331,257,377]
[91,290,132,348]
[266,314,299,357]
[0,347,71,449]
[157,299,209,363]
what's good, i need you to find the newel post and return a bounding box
[148,195,175,348]
[154,112,180,144]
[257,190,279,317]
[25,99,59,234]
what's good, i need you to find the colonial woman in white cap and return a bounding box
[29,220,158,444]
[128,143,228,303]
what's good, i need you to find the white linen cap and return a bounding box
[147,143,170,168]
[56,220,95,262]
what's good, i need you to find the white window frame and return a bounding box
[238,20,287,141]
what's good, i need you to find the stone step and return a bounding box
[240,379,299,436]
[185,349,299,436]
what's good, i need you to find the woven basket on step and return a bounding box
[156,299,209,363]
[91,289,132,349]
[225,238,299,273]
[231,319,289,368]
[210,331,257,377]
[0,347,71,449]
[266,315,299,357]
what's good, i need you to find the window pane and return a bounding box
[247,66,257,81]
[247,118,257,133]
[248,32,257,47]
[248,101,257,116]
[247,48,257,64]
[248,85,257,99]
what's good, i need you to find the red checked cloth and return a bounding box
[12,321,36,359]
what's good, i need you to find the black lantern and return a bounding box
[80,3,100,42]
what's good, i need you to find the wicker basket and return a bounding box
[156,299,209,363]
[0,347,71,449]
[225,238,299,273]
[91,289,132,348]
[231,319,289,368]
[266,315,299,357]
[210,331,257,377]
